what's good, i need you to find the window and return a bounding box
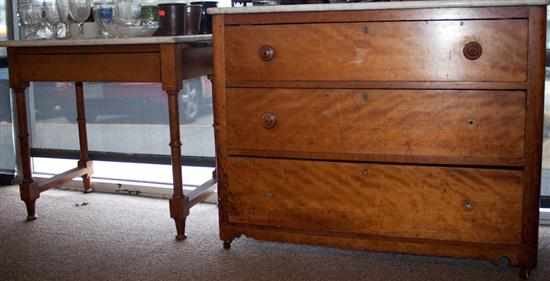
[30,79,215,164]
[28,78,216,189]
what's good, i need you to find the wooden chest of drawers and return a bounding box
[211,2,546,278]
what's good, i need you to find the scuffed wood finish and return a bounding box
[225,20,528,83]
[226,157,523,244]
[227,89,525,164]
[213,5,546,278]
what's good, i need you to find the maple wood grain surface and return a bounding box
[225,20,528,83]
[213,6,546,276]
[226,88,525,163]
[225,157,523,244]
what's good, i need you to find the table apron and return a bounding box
[14,52,162,82]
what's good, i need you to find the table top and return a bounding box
[208,0,548,15]
[0,34,212,48]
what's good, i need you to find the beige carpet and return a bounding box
[0,185,549,281]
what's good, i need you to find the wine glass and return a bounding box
[18,0,33,25]
[114,0,140,26]
[68,0,91,38]
[56,0,71,38]
[31,0,51,39]
[18,0,47,39]
[17,0,36,39]
[43,0,61,38]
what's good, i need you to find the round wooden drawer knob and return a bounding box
[262,112,278,129]
[463,41,483,60]
[464,199,474,210]
[259,45,275,62]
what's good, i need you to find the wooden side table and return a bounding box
[1,35,214,240]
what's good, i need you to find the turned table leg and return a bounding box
[166,89,190,241]
[14,84,39,221]
[75,82,93,193]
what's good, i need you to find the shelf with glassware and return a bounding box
[17,0,217,40]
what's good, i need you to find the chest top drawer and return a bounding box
[225,20,528,83]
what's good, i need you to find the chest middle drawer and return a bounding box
[226,88,525,165]
[225,20,528,83]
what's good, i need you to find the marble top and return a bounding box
[0,34,212,48]
[208,0,548,14]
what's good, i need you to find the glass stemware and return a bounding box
[56,0,71,38]
[31,0,51,39]
[114,0,141,27]
[17,0,35,39]
[18,0,48,39]
[43,0,61,38]
[68,0,91,38]
[94,0,115,38]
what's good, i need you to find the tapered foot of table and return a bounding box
[24,198,37,221]
[174,219,188,241]
[170,197,190,241]
[82,174,93,193]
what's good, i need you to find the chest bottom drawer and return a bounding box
[224,157,523,244]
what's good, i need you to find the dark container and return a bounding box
[183,4,202,35]
[154,3,202,36]
[191,1,218,34]
[154,3,186,36]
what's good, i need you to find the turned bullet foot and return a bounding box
[24,199,37,222]
[174,218,187,241]
[82,175,93,193]
[176,234,187,241]
[223,241,232,250]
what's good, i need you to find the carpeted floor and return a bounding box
[0,185,549,281]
